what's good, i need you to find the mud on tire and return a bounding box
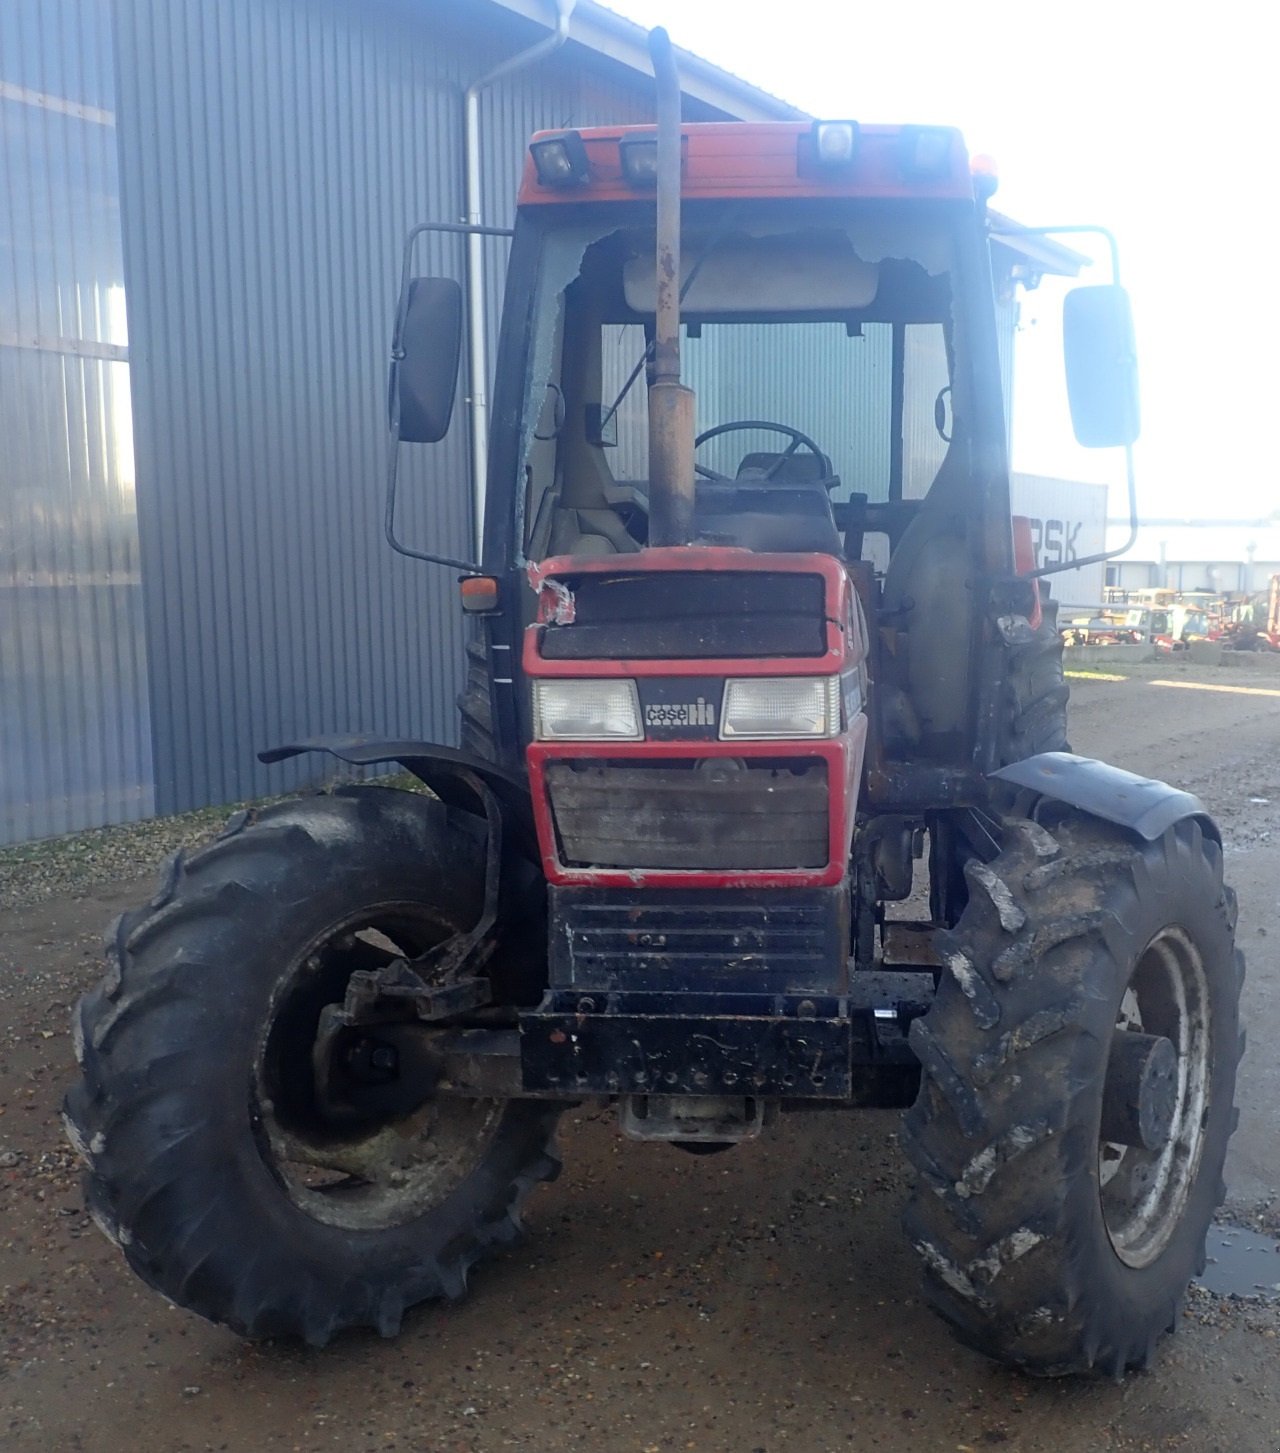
[63,786,561,1345]
[901,807,1243,1376]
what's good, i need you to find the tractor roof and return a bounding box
[516,123,1087,282]
[518,122,974,206]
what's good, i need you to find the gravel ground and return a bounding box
[0,773,423,912]
[0,802,244,912]
[2,662,1279,1452]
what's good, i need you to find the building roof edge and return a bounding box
[487,0,809,120]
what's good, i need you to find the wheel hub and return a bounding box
[1100,1030,1179,1151]
[1098,926,1211,1270]
[255,913,504,1232]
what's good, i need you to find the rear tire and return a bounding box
[901,807,1242,1376]
[1000,598,1070,763]
[64,786,561,1345]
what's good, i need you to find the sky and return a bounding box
[600,0,1276,523]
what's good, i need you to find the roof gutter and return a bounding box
[464,0,577,555]
[486,0,806,121]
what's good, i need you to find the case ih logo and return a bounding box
[644,698,716,728]
[637,678,722,738]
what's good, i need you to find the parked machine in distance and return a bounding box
[1219,575,1280,651]
[1061,608,1142,646]
[1131,602,1213,651]
[66,31,1242,1379]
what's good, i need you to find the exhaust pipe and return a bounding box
[646,27,696,548]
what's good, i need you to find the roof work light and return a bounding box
[529,130,590,188]
[619,132,659,186]
[812,120,859,166]
[900,125,955,180]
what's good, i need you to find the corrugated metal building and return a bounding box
[1,0,803,844]
[1,0,148,843]
[1,0,1070,845]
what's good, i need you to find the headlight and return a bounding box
[720,676,842,739]
[533,679,642,741]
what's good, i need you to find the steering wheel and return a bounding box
[693,420,831,484]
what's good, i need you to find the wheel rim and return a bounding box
[251,906,504,1232]
[1099,926,1211,1269]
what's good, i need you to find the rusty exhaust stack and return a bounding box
[646,27,696,548]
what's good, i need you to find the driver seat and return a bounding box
[735,451,835,487]
[692,450,843,555]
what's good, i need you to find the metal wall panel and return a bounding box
[602,321,894,499]
[111,0,718,816]
[0,0,153,844]
[685,324,893,501]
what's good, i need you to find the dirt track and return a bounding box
[2,659,1279,1453]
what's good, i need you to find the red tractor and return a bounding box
[67,33,1241,1377]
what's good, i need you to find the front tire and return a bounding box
[901,807,1243,1376]
[64,786,561,1345]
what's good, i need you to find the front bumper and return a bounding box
[520,1003,853,1098]
[509,885,932,1103]
[518,998,939,1101]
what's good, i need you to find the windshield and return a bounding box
[513,200,963,562]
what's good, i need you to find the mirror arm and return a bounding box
[1026,440,1135,580]
[998,223,1135,581]
[384,421,481,573]
[386,221,509,574]
[392,221,514,358]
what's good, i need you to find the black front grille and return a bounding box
[539,570,827,660]
[545,758,828,870]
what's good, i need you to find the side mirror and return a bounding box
[390,277,463,443]
[1062,283,1140,448]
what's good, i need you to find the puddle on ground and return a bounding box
[1196,1223,1280,1300]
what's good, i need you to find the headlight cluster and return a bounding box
[720,675,841,739]
[533,679,643,741]
[533,676,842,742]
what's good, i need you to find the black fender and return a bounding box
[990,751,1220,844]
[259,735,536,854]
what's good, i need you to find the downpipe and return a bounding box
[464,0,577,554]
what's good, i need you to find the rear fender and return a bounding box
[991,751,1220,844]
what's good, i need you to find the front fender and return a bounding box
[991,751,1220,845]
[259,735,535,847]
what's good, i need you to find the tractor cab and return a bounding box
[510,176,958,568]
